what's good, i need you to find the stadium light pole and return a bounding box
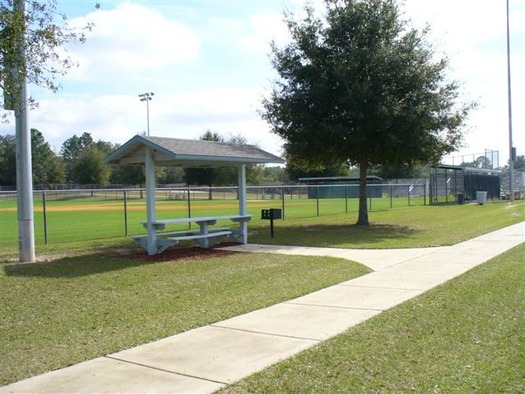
[138,92,154,136]
[506,0,514,202]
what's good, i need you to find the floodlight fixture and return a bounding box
[138,92,154,136]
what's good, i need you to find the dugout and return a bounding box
[429,165,501,204]
[298,176,384,198]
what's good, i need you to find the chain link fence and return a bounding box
[1,183,427,252]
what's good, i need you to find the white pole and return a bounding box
[14,0,35,262]
[145,147,157,255]
[146,99,150,136]
[238,164,248,244]
[506,0,514,202]
[138,92,154,136]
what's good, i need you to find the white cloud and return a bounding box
[67,2,201,82]
[29,86,285,157]
[402,0,524,164]
[30,94,142,149]
[23,2,290,156]
[150,87,284,155]
[3,0,522,166]
[239,12,291,55]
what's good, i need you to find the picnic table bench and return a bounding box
[133,214,252,254]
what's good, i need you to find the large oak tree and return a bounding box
[262,0,475,225]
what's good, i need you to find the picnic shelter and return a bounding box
[105,135,284,255]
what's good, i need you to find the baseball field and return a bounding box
[1,190,425,254]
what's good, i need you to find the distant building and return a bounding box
[429,165,501,204]
[500,168,525,200]
[298,176,383,198]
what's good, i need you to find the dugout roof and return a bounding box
[104,135,284,167]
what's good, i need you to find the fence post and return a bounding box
[42,190,48,245]
[445,168,449,204]
[408,185,412,206]
[316,186,320,217]
[123,189,128,237]
[345,185,348,213]
[281,187,285,219]
[187,186,192,230]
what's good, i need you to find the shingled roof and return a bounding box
[104,135,284,167]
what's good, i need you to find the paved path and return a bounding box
[3,222,524,394]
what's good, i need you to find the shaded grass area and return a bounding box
[222,244,525,393]
[0,249,369,386]
[249,202,525,248]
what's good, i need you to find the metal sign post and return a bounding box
[261,208,282,238]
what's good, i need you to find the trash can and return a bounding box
[476,191,487,205]
[457,193,464,205]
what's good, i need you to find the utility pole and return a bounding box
[506,0,515,202]
[14,0,35,262]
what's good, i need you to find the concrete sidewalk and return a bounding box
[3,222,524,394]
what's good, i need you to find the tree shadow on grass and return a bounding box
[251,223,421,248]
[3,246,236,279]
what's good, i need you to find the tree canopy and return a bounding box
[60,132,94,181]
[0,133,15,185]
[183,131,265,193]
[183,131,223,197]
[31,128,65,185]
[60,132,117,184]
[0,129,64,186]
[262,0,475,225]
[1,0,92,112]
[73,145,110,185]
[0,130,150,188]
[514,155,525,171]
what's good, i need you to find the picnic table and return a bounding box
[133,214,252,254]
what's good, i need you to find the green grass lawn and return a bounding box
[249,201,525,248]
[1,202,523,388]
[222,243,525,393]
[1,199,523,257]
[0,250,368,386]
[0,194,426,253]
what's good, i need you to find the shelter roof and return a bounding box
[104,135,284,167]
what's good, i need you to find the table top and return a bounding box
[141,214,252,227]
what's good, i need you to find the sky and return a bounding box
[2,0,524,168]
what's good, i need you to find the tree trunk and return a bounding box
[356,161,369,226]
